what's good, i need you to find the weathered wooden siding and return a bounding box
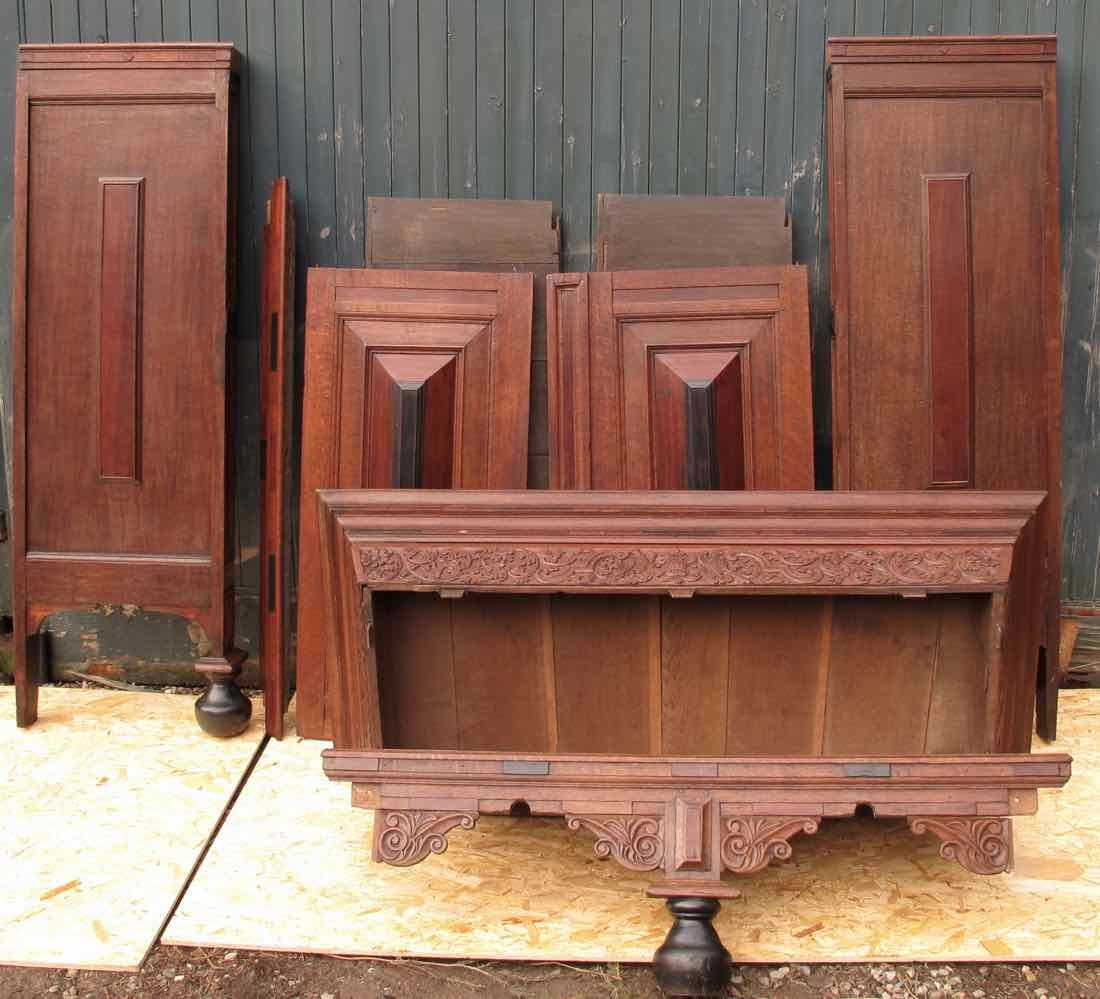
[1,0,1099,675]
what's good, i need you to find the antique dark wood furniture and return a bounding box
[366,197,560,489]
[11,43,246,735]
[260,178,295,738]
[548,266,813,490]
[295,269,534,740]
[596,194,791,270]
[317,489,1068,991]
[826,35,1063,738]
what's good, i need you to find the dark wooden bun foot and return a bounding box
[652,897,732,997]
[194,653,251,738]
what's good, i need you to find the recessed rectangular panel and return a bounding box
[924,173,974,488]
[98,177,144,482]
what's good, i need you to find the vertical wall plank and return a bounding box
[648,0,679,194]
[23,2,52,41]
[362,0,392,198]
[162,2,192,39]
[762,0,796,200]
[475,0,506,198]
[620,0,651,193]
[447,0,477,198]
[106,0,136,41]
[1061,0,1100,603]
[134,0,165,41]
[971,0,1000,32]
[51,1,81,42]
[389,0,420,196]
[854,0,886,33]
[505,0,535,197]
[735,0,767,196]
[1000,0,1029,30]
[305,0,338,270]
[942,1,973,32]
[333,0,365,263]
[1059,0,1086,301]
[592,0,623,220]
[677,0,709,195]
[534,0,564,211]
[913,0,945,33]
[79,0,109,41]
[191,0,221,39]
[705,0,738,194]
[883,0,914,33]
[1030,0,1057,30]
[418,0,448,197]
[562,0,594,271]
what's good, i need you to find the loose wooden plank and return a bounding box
[0,0,18,527]
[389,0,419,197]
[595,195,790,270]
[418,0,447,197]
[475,0,506,198]
[447,0,477,198]
[762,0,797,200]
[661,597,729,756]
[677,0,709,195]
[534,0,564,213]
[562,0,594,272]
[362,0,392,198]
[648,0,679,195]
[332,0,365,265]
[925,597,989,754]
[505,0,535,198]
[620,0,651,193]
[735,0,767,196]
[705,0,738,194]
[304,0,338,268]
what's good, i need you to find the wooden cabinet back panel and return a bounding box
[26,101,225,554]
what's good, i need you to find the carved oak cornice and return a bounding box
[566,814,666,871]
[372,810,478,867]
[908,816,1014,875]
[359,546,1003,590]
[720,817,821,874]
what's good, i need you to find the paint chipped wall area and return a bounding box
[0,2,1098,682]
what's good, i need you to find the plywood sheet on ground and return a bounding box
[0,687,264,971]
[165,691,1100,963]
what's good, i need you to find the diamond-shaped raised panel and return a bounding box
[649,350,747,490]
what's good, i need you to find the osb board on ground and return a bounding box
[0,687,264,972]
[165,691,1100,964]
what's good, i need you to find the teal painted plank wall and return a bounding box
[1,0,1099,673]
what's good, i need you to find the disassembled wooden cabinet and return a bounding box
[11,44,246,733]
[259,178,295,739]
[295,269,534,740]
[826,35,1063,738]
[596,194,791,270]
[548,266,814,490]
[317,488,1069,973]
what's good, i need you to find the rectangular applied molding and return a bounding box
[923,173,974,488]
[98,177,145,482]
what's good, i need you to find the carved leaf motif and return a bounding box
[566,814,665,872]
[908,817,1013,875]
[372,810,477,867]
[359,546,1002,589]
[720,817,820,874]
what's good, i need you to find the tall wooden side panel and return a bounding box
[548,266,814,490]
[12,44,243,732]
[826,36,1062,738]
[296,269,533,739]
[259,178,295,738]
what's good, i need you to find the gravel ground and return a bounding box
[1,948,1098,998]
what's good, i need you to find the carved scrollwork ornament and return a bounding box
[373,810,478,867]
[565,814,666,871]
[720,816,821,874]
[908,816,1014,875]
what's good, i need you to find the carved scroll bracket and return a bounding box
[908,816,1013,875]
[372,809,478,867]
[565,814,666,871]
[720,816,821,874]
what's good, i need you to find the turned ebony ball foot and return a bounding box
[652,897,732,997]
[195,676,252,737]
